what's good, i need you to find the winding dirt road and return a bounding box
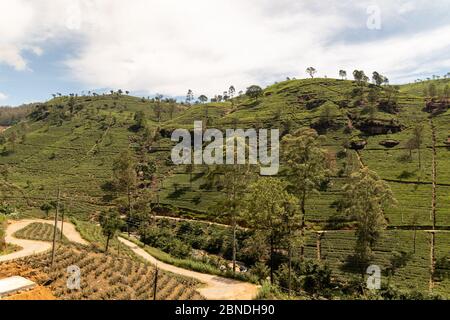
[1,218,259,300]
[118,237,260,300]
[0,219,87,263]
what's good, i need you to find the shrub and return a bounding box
[275,259,333,296]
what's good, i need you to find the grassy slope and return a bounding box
[0,79,449,295]
[399,78,450,97]
[1,79,448,226]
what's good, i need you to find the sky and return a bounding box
[0,0,449,106]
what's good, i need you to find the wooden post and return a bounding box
[50,186,60,268]
[153,266,159,300]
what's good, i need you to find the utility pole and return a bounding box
[60,194,67,241]
[153,266,159,300]
[430,118,437,228]
[50,185,61,268]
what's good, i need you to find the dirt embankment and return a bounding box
[3,286,56,300]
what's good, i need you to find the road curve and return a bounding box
[118,237,260,300]
[0,219,88,263]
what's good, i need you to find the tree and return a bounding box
[229,86,236,99]
[112,149,137,233]
[339,70,347,80]
[100,209,124,252]
[341,167,396,272]
[186,89,194,105]
[40,202,54,218]
[243,177,300,284]
[443,84,449,100]
[407,124,424,171]
[167,101,176,120]
[372,72,385,86]
[428,83,437,97]
[8,132,17,152]
[245,85,263,101]
[153,99,163,123]
[206,137,254,274]
[282,128,331,259]
[198,95,208,104]
[133,111,146,130]
[353,70,368,86]
[306,67,317,78]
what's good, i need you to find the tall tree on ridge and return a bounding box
[306,67,317,78]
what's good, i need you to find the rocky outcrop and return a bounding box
[424,99,449,115]
[379,139,400,148]
[378,100,399,114]
[348,139,367,150]
[356,119,402,135]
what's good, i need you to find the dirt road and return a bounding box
[118,237,260,300]
[0,219,87,262]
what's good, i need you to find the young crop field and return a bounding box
[0,245,204,300]
[14,222,68,242]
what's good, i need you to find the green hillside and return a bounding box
[399,78,450,98]
[0,79,449,225]
[0,78,449,296]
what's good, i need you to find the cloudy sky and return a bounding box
[0,0,449,106]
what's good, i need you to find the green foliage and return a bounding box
[275,259,333,296]
[40,202,54,218]
[341,167,397,270]
[14,222,68,242]
[99,209,125,251]
[245,85,263,101]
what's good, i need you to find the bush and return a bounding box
[275,259,333,296]
[250,262,270,283]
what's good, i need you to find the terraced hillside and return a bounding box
[0,78,448,296]
[1,79,448,227]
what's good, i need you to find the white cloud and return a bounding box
[1,0,450,96]
[0,92,8,101]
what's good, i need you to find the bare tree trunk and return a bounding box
[299,194,306,260]
[50,186,60,269]
[105,234,111,253]
[270,234,274,285]
[429,231,436,293]
[288,245,292,297]
[60,207,65,241]
[127,186,132,236]
[232,219,237,275]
